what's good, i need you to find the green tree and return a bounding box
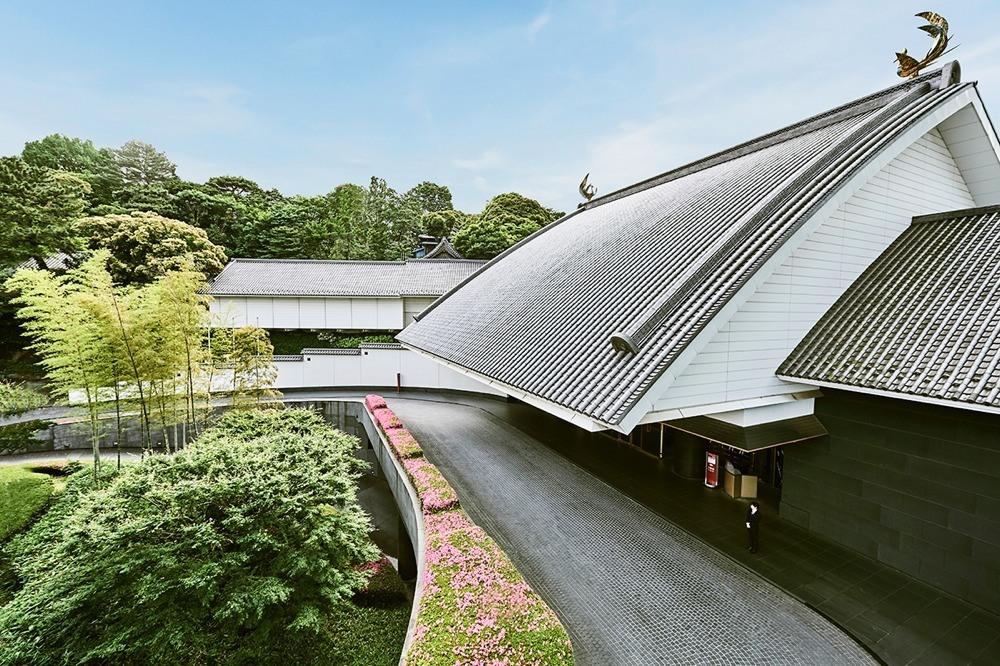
[0,157,89,270]
[421,209,470,239]
[407,181,453,214]
[21,134,121,208]
[78,211,228,284]
[0,409,379,664]
[327,183,367,260]
[111,139,177,186]
[452,192,558,260]
[5,257,115,481]
[452,215,517,259]
[359,177,421,260]
[229,326,281,408]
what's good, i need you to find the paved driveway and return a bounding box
[389,397,875,666]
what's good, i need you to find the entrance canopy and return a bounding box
[663,415,827,452]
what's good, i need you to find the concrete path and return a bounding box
[388,397,875,666]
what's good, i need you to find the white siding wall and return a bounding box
[210,296,404,330]
[273,349,505,395]
[403,297,437,324]
[654,128,976,412]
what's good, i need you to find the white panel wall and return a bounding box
[351,300,379,329]
[245,298,274,328]
[377,299,404,328]
[300,299,326,329]
[273,298,300,328]
[273,349,505,396]
[654,128,976,413]
[324,299,352,328]
[211,296,406,330]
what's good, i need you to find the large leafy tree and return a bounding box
[0,157,89,269]
[406,181,453,214]
[453,192,559,259]
[0,409,379,664]
[360,177,422,260]
[111,139,177,186]
[21,134,121,208]
[78,211,228,284]
[421,209,470,239]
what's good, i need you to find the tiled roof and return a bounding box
[207,258,486,297]
[399,65,974,427]
[779,206,1000,409]
[420,237,464,260]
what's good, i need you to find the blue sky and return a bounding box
[2,1,999,213]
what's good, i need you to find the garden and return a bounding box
[0,409,410,665]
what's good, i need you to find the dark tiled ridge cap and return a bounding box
[912,204,1000,224]
[581,67,947,211]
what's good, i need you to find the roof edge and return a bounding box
[912,204,1000,224]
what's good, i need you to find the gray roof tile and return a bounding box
[779,206,1000,409]
[398,67,974,426]
[207,258,486,297]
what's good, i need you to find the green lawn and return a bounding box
[0,464,54,541]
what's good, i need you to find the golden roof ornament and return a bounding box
[579,173,596,201]
[895,12,953,78]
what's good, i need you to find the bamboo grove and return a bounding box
[4,252,279,482]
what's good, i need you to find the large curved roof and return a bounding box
[399,66,973,427]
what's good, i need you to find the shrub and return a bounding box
[0,381,47,417]
[0,409,380,665]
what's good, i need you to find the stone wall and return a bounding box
[780,389,1000,614]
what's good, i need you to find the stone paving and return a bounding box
[388,397,876,666]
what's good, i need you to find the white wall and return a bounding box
[274,348,505,396]
[651,127,977,414]
[210,296,405,330]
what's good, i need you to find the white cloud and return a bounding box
[453,150,504,170]
[525,10,551,38]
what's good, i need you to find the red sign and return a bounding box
[705,452,719,488]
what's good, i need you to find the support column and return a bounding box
[673,431,706,479]
[396,516,417,580]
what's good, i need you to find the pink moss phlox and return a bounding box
[387,428,422,458]
[402,457,459,514]
[373,406,403,431]
[407,507,573,665]
[364,394,387,410]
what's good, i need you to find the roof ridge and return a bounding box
[229,258,408,266]
[583,66,952,210]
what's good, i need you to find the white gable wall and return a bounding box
[645,126,977,419]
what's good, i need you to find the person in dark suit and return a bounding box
[745,501,761,553]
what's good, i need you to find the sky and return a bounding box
[2,1,999,214]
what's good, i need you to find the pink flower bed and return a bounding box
[373,406,403,431]
[388,429,422,459]
[365,394,387,410]
[405,509,574,665]
[402,457,460,514]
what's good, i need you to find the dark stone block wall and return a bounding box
[781,389,1000,614]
